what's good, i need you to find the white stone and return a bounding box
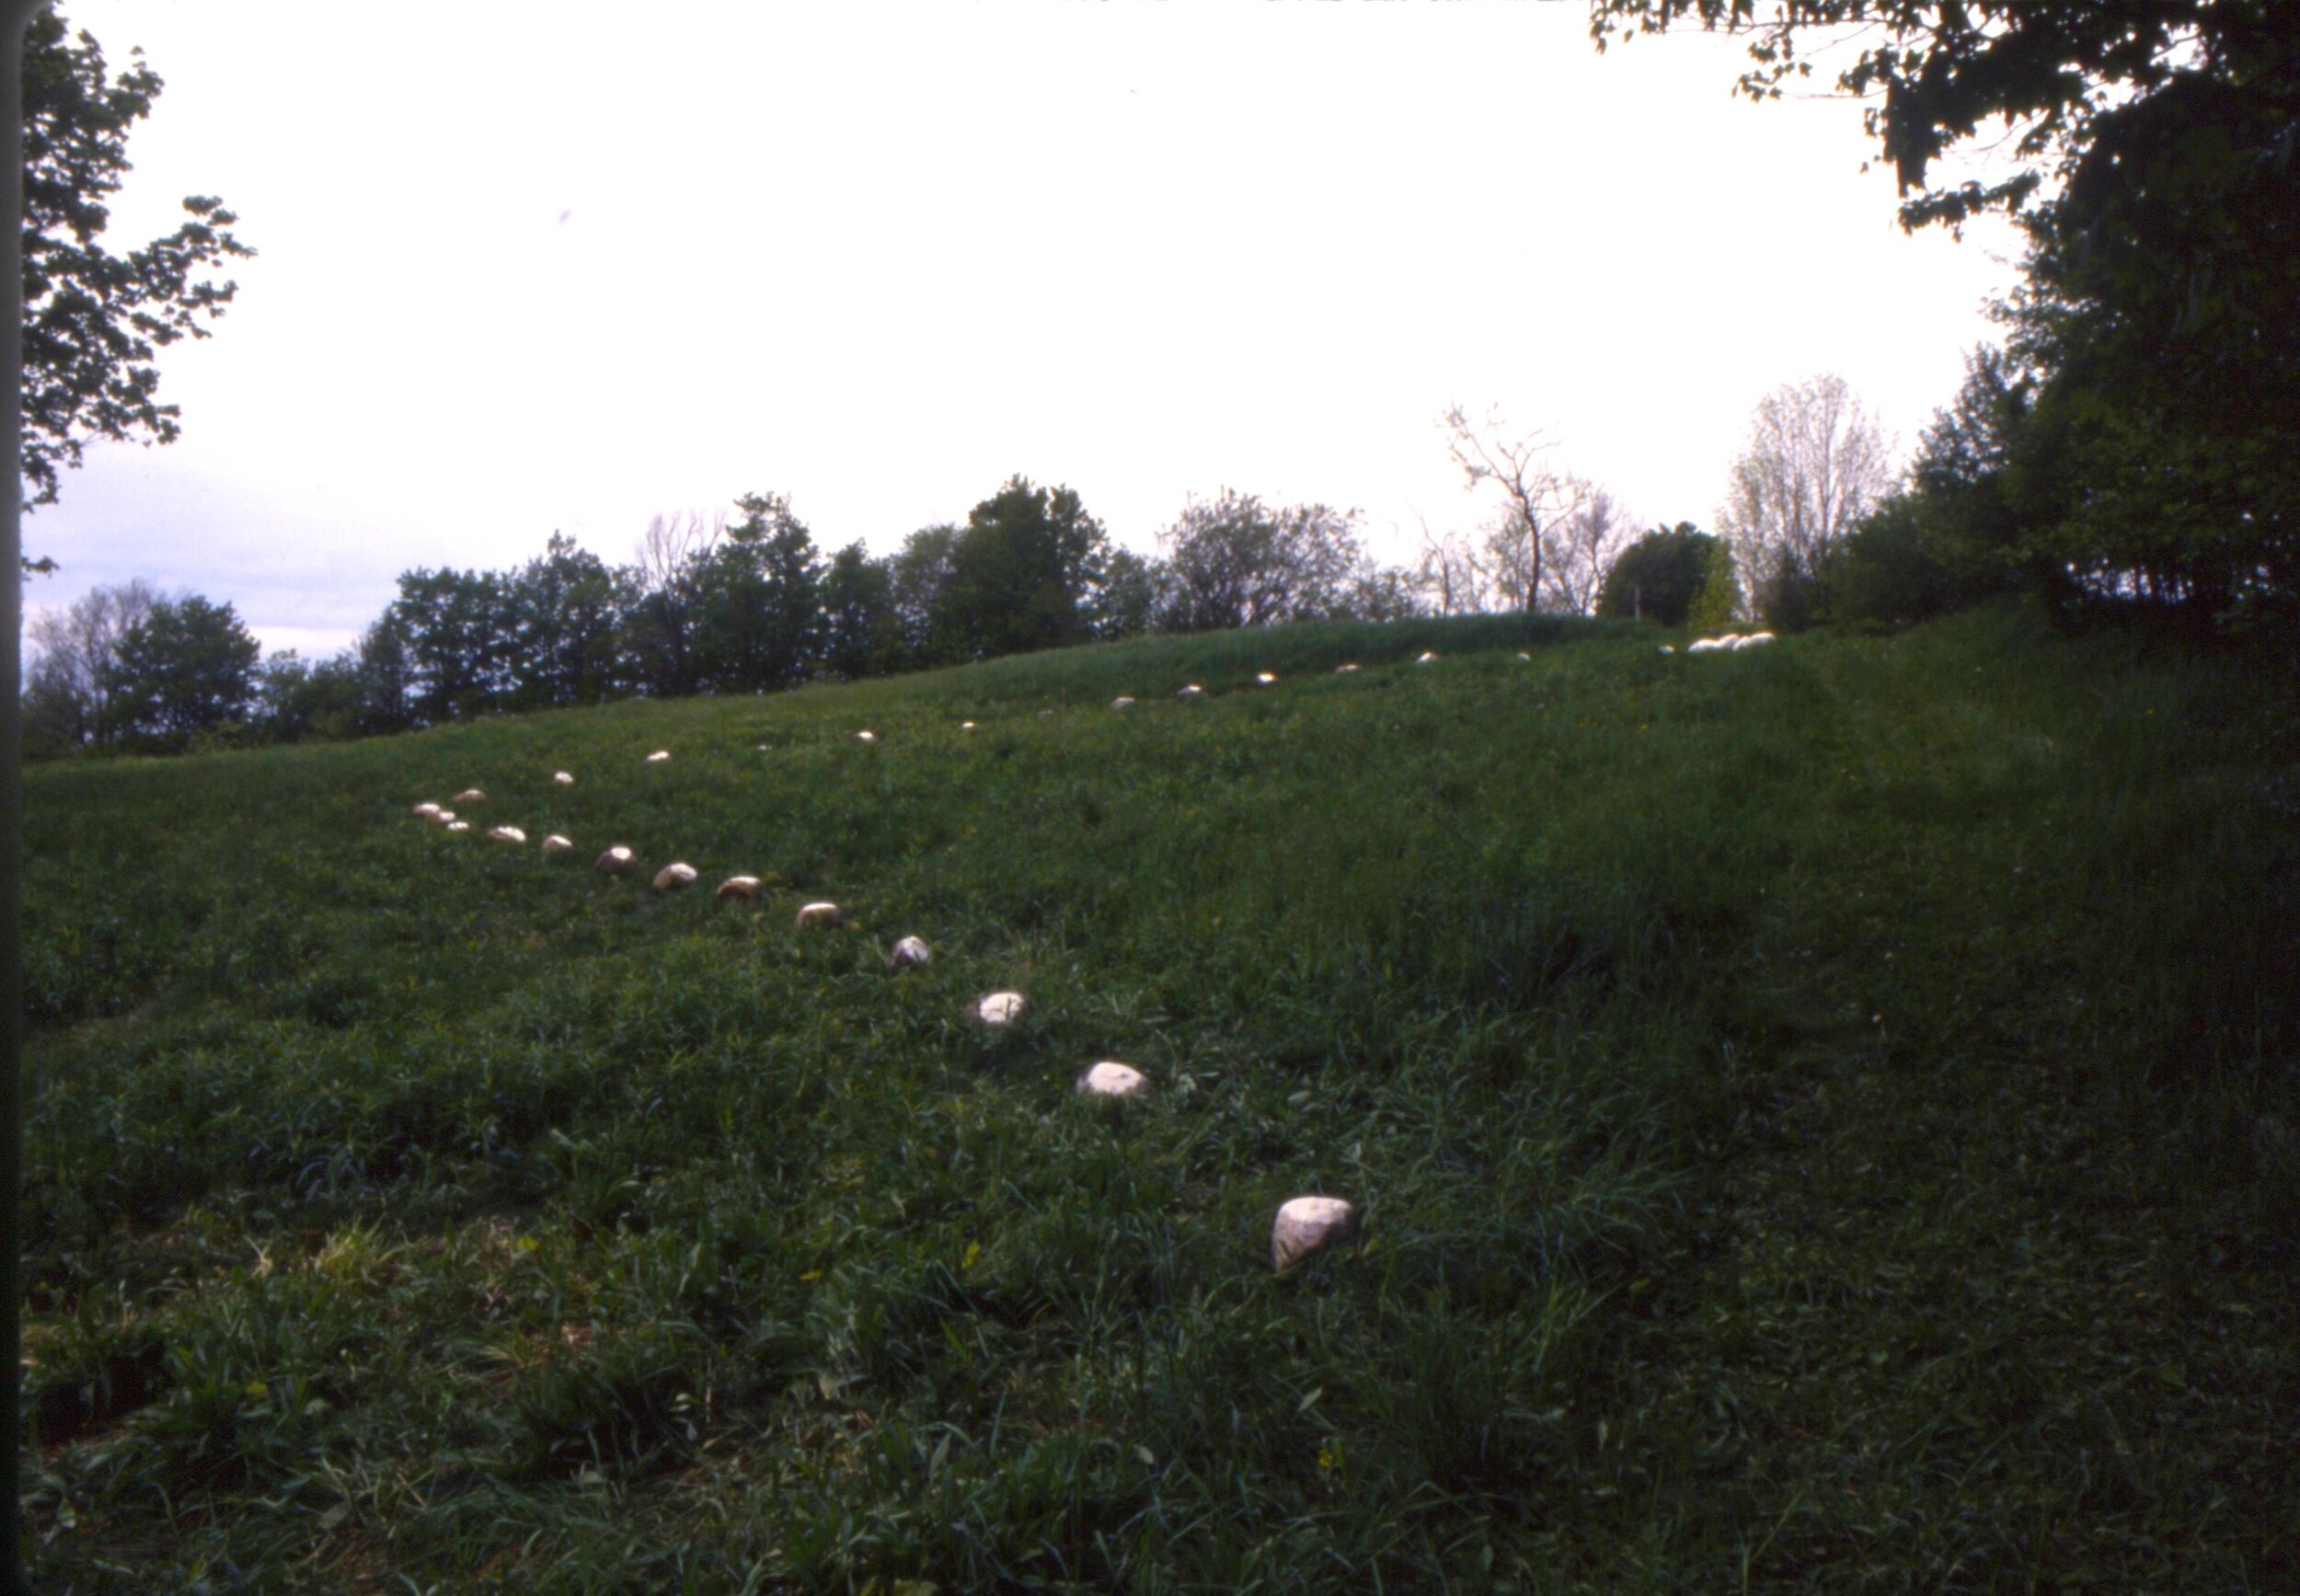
[433,809,456,824]
[454,787,486,803]
[1743,631,1777,647]
[541,834,575,855]
[974,991,1026,1026]
[646,751,672,763]
[1516,652,1531,660]
[488,826,526,844]
[596,845,635,875]
[653,862,698,890]
[1335,663,1360,674]
[1256,672,1277,684]
[855,729,877,742]
[1660,644,1676,655]
[412,801,442,820]
[1271,1196,1359,1272]
[794,901,844,932]
[1111,696,1135,709]
[716,876,765,903]
[1177,684,1203,699]
[554,771,575,785]
[1075,1062,1146,1097]
[1416,651,1439,664]
[888,935,931,970]
[960,721,976,730]
[444,821,470,833]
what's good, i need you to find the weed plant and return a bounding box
[19,604,2298,1591]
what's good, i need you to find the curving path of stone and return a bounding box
[397,660,1545,1271]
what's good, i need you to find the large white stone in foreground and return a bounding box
[1075,1062,1146,1098]
[1271,1196,1359,1272]
[974,991,1026,1026]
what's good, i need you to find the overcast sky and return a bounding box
[30,0,2027,660]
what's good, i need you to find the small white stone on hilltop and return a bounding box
[654,862,698,890]
[646,751,671,763]
[1416,651,1439,664]
[1111,696,1134,709]
[1178,683,1203,699]
[716,876,765,903]
[1075,1062,1147,1098]
[1257,672,1278,684]
[794,901,844,931]
[596,845,636,875]
[855,729,877,742]
[488,826,526,844]
[413,801,442,820]
[554,771,575,785]
[1335,663,1360,673]
[541,834,574,855]
[975,991,1026,1026]
[444,821,471,833]
[888,935,931,970]
[454,787,486,803]
[1271,1196,1359,1272]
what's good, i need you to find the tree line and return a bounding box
[29,445,1772,758]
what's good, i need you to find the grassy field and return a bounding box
[19,603,2299,1592]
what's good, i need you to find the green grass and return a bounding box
[19,603,2299,1592]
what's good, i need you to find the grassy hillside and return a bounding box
[20,605,2298,1592]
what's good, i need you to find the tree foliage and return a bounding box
[1585,1,2294,233]
[1592,3,2300,637]
[1598,522,1737,627]
[98,593,260,744]
[1157,489,1372,633]
[933,477,1110,661]
[21,7,253,511]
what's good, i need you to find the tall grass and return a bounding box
[20,603,2297,1591]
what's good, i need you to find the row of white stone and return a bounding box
[408,778,1360,1271]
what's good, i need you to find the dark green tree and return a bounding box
[818,541,901,681]
[1597,523,1736,627]
[887,524,961,666]
[1091,545,1167,639]
[349,612,417,735]
[98,592,260,742]
[254,649,364,743]
[933,477,1110,661]
[21,7,253,514]
[500,533,621,709]
[390,568,508,725]
[694,492,823,693]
